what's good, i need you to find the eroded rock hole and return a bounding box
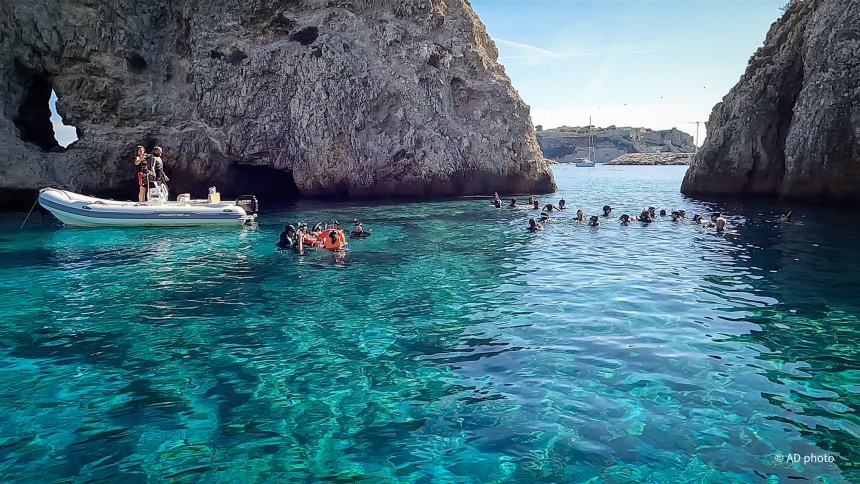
[126,53,147,73]
[290,26,319,46]
[49,91,78,148]
[228,165,300,201]
[428,53,442,68]
[14,73,77,150]
[226,50,248,65]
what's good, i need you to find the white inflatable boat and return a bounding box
[38,187,258,227]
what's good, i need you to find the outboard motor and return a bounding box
[147,180,169,204]
[236,195,259,216]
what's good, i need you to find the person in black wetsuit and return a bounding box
[149,146,170,184]
[277,225,296,249]
[350,220,371,238]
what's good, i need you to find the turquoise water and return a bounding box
[1,165,857,482]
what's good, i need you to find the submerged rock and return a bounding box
[682,0,860,203]
[0,0,554,203]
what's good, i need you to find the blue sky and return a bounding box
[50,92,77,147]
[471,0,786,142]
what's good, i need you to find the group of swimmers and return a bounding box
[277,219,371,254]
[491,193,729,233]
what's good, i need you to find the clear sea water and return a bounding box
[0,165,857,483]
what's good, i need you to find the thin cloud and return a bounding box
[492,36,656,62]
[492,37,563,58]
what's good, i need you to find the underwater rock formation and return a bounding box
[682,0,860,203]
[0,0,554,204]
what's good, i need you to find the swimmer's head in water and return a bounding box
[660,209,667,216]
[589,215,599,225]
[602,205,612,215]
[576,209,584,219]
[693,214,702,223]
[671,211,680,221]
[620,214,630,223]
[559,199,566,208]
[529,218,537,228]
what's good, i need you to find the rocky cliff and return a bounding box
[538,126,694,164]
[0,0,555,205]
[682,0,860,203]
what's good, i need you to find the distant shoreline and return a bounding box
[604,153,694,166]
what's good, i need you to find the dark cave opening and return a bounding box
[290,26,319,46]
[14,73,66,151]
[126,53,147,73]
[227,165,301,203]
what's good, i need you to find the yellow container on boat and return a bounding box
[208,192,221,204]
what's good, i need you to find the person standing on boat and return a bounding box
[134,145,151,202]
[150,146,170,185]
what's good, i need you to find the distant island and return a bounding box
[537,125,695,164]
[605,153,694,165]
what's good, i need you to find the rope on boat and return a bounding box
[20,195,40,229]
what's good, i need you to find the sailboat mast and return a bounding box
[589,115,594,161]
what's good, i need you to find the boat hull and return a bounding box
[38,188,255,227]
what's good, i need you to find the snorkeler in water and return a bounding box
[671,210,681,222]
[714,213,727,232]
[620,214,631,225]
[350,220,372,238]
[588,215,600,227]
[659,209,667,217]
[640,209,653,224]
[558,199,566,210]
[277,224,296,249]
[602,205,612,217]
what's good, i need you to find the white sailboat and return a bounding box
[575,116,597,167]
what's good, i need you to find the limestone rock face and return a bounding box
[0,0,554,203]
[682,0,860,203]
